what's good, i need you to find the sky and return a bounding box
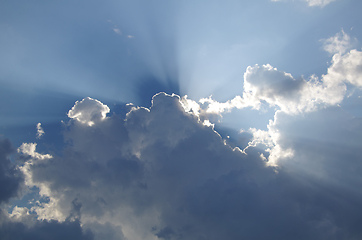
[1,0,362,239]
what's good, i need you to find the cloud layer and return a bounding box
[1,88,360,239]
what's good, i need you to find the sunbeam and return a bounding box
[1,0,362,239]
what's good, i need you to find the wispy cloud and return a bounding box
[271,0,337,7]
[305,0,336,7]
[113,28,122,35]
[322,30,353,55]
[36,123,44,139]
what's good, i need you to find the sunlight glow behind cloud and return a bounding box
[1,0,362,239]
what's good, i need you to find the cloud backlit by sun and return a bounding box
[1,0,361,239]
[3,30,362,238]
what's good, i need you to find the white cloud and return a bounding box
[180,95,201,117]
[68,97,110,126]
[36,123,44,139]
[322,30,353,55]
[247,32,362,165]
[199,31,362,167]
[202,119,214,128]
[324,48,362,87]
[201,32,362,117]
[113,28,122,35]
[200,95,246,114]
[244,112,294,166]
[17,142,52,160]
[243,64,309,113]
[201,64,336,115]
[304,0,336,7]
[271,0,336,7]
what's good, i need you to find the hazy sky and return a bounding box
[1,0,362,239]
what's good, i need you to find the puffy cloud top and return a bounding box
[202,32,362,115]
[243,64,307,113]
[68,97,110,126]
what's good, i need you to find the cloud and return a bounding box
[18,143,52,160]
[0,139,23,203]
[0,208,94,240]
[204,31,362,166]
[324,48,362,88]
[202,31,362,117]
[0,220,93,240]
[271,0,336,7]
[243,64,311,113]
[0,140,94,240]
[201,64,332,115]
[67,97,110,127]
[322,30,352,55]
[107,19,135,39]
[36,123,44,139]
[113,28,122,35]
[304,0,336,7]
[1,92,359,239]
[219,28,362,169]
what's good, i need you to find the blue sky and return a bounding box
[1,0,362,239]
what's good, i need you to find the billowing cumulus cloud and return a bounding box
[202,32,362,116]
[2,91,360,239]
[67,97,110,127]
[201,63,335,115]
[325,48,362,88]
[0,0,361,238]
[200,31,362,166]
[3,31,362,239]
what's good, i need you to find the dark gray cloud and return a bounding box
[0,139,23,203]
[0,197,94,240]
[1,0,362,239]
[0,216,93,240]
[10,93,362,239]
[272,107,362,193]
